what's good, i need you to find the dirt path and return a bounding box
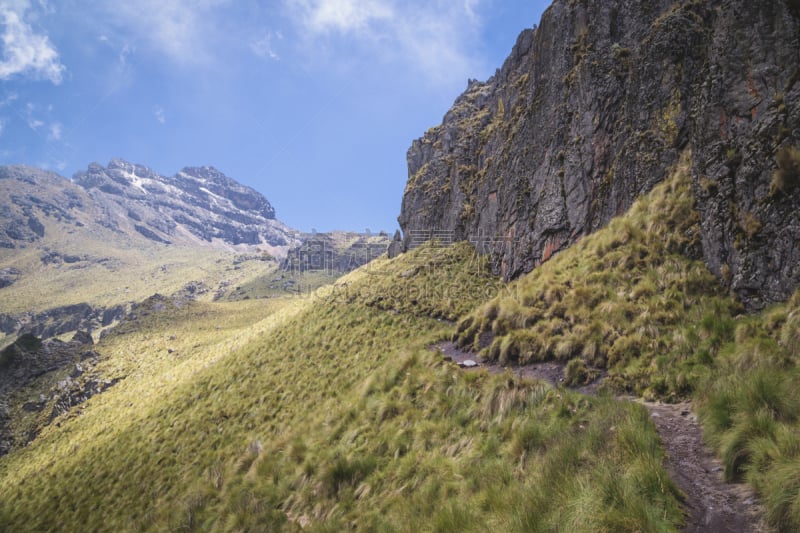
[643,400,769,532]
[434,342,771,532]
[437,341,603,393]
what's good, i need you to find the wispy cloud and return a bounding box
[108,0,229,65]
[95,33,136,90]
[118,42,133,66]
[47,120,61,140]
[23,101,62,142]
[250,30,282,61]
[294,0,393,34]
[286,0,487,86]
[0,0,65,83]
[0,91,18,107]
[153,104,165,124]
[25,102,43,129]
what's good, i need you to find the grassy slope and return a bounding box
[0,244,683,532]
[451,150,800,531]
[455,151,741,399]
[696,292,800,531]
[11,146,800,530]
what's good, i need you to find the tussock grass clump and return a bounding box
[770,145,800,195]
[564,357,600,386]
[0,241,683,532]
[697,291,800,531]
[455,151,740,398]
[780,308,800,358]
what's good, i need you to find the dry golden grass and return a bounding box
[0,244,683,532]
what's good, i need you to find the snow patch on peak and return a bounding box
[120,170,148,194]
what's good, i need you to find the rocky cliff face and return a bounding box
[398,0,800,308]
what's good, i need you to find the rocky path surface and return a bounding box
[435,342,771,532]
[643,401,769,532]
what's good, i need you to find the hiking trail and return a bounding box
[435,341,771,532]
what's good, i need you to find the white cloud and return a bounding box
[0,0,65,84]
[23,101,58,136]
[286,0,486,86]
[0,117,5,135]
[250,30,282,61]
[294,0,393,34]
[116,42,133,66]
[463,0,480,22]
[32,0,54,16]
[94,32,136,94]
[153,104,165,124]
[108,0,229,65]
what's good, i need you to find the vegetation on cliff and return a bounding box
[454,152,740,399]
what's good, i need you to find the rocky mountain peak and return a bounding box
[2,160,297,253]
[176,166,277,221]
[179,165,228,182]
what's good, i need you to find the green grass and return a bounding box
[696,291,800,531]
[454,150,741,399]
[329,240,505,321]
[17,147,799,530]
[225,269,341,301]
[0,243,683,532]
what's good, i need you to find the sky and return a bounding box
[0,0,550,233]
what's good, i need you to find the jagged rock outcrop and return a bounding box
[0,303,125,339]
[0,166,83,249]
[0,332,118,456]
[0,286,211,456]
[0,333,89,389]
[387,230,404,259]
[398,0,800,308]
[0,268,20,289]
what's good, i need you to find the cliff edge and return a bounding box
[398,0,800,308]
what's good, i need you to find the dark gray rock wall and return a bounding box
[398,0,800,308]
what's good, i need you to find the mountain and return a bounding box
[397,0,800,309]
[2,159,297,253]
[5,2,800,531]
[0,161,299,338]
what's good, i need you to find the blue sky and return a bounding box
[0,0,549,233]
